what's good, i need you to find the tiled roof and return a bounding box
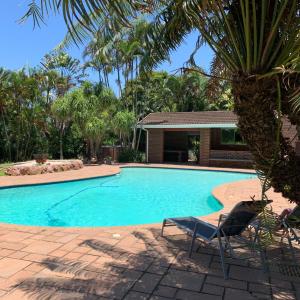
[139,111,237,125]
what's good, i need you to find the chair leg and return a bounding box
[257,232,269,274]
[289,227,300,245]
[189,235,196,258]
[287,235,296,261]
[217,235,228,279]
[161,219,166,237]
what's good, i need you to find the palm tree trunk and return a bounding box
[232,75,300,203]
[59,124,64,160]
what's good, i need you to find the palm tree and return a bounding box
[82,36,113,87]
[24,1,300,204]
[41,52,84,97]
[145,1,300,203]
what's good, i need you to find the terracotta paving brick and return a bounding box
[229,265,269,283]
[78,254,99,263]
[161,269,204,291]
[0,241,26,251]
[205,275,247,290]
[272,288,297,300]
[202,283,225,296]
[0,290,6,297]
[0,232,33,243]
[0,270,34,291]
[7,251,29,259]
[248,282,271,295]
[1,289,30,300]
[147,264,168,275]
[270,278,293,290]
[49,249,69,258]
[24,262,46,273]
[133,272,162,293]
[55,233,79,244]
[122,269,143,281]
[224,288,256,300]
[251,292,272,299]
[124,291,150,300]
[63,251,83,260]
[22,240,62,255]
[153,285,177,298]
[0,249,15,257]
[150,296,170,300]
[176,290,222,300]
[0,258,31,278]
[23,253,49,263]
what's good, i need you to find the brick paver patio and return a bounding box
[0,164,299,299]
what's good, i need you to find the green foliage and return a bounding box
[113,110,136,146]
[0,163,12,176]
[118,149,145,163]
[122,70,230,117]
[191,139,200,163]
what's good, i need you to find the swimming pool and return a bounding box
[0,167,255,227]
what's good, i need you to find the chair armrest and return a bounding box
[218,214,228,226]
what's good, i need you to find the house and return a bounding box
[138,111,298,168]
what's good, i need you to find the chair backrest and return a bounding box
[286,205,300,228]
[219,200,272,237]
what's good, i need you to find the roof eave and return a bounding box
[137,123,237,129]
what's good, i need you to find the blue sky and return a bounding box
[0,0,214,94]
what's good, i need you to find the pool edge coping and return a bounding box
[0,163,256,189]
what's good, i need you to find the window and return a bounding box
[221,129,246,145]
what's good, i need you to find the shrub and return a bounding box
[118,149,145,163]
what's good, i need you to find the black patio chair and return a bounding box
[161,200,272,279]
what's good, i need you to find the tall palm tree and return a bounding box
[82,35,113,87]
[24,0,300,203]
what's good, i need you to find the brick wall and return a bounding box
[210,150,252,160]
[148,129,164,163]
[209,159,253,168]
[209,150,253,169]
[199,128,210,166]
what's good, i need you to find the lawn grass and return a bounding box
[0,163,12,176]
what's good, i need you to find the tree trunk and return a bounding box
[132,125,137,150]
[232,75,300,203]
[59,125,64,160]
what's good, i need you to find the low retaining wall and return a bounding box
[209,159,253,169]
[5,160,83,176]
[210,150,252,160]
[209,150,253,168]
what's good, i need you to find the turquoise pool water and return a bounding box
[0,167,255,227]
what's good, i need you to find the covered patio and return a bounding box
[139,112,253,168]
[139,111,297,169]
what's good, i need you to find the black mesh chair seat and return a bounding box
[162,200,272,279]
[165,217,217,241]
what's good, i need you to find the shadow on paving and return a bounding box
[12,227,299,299]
